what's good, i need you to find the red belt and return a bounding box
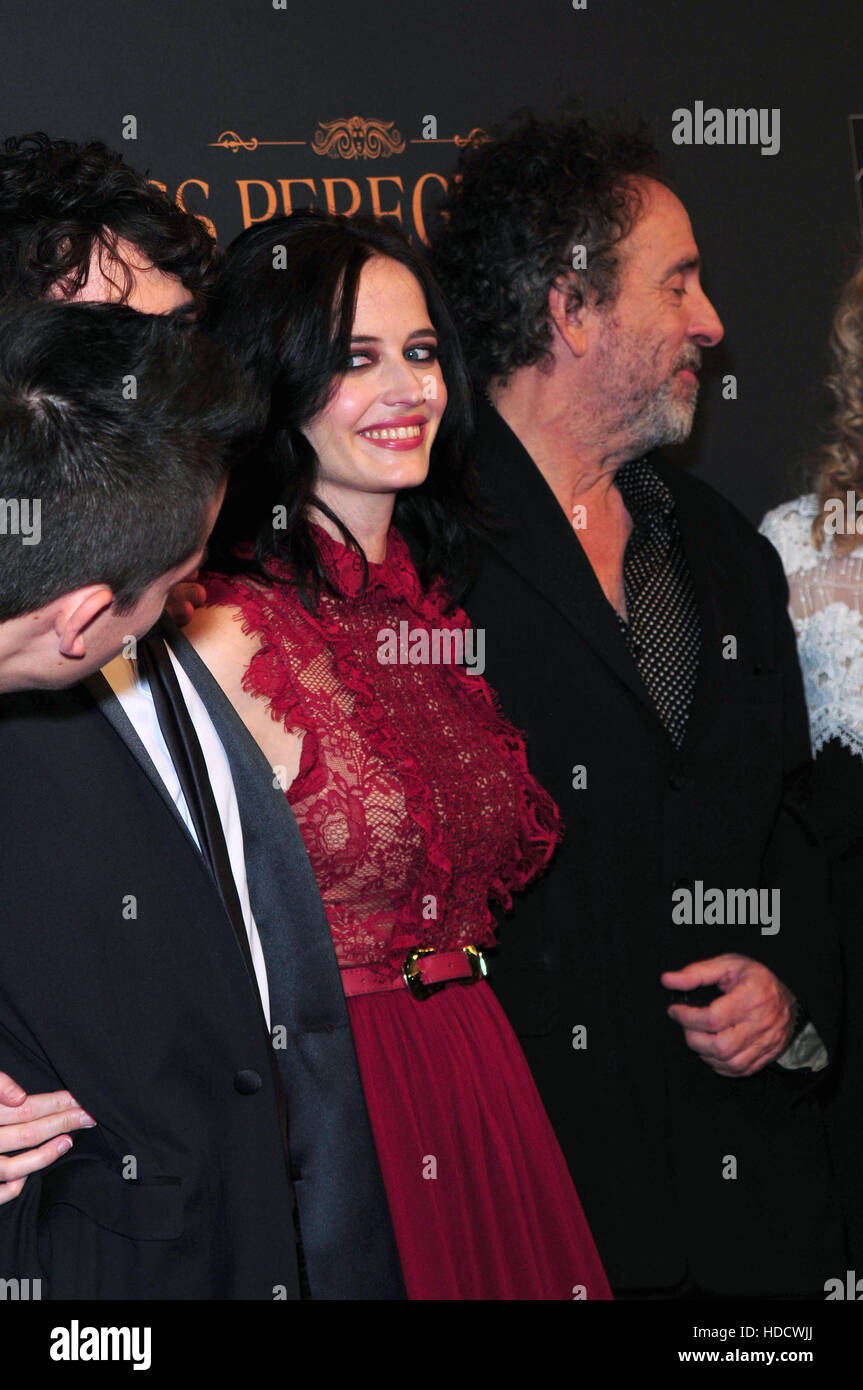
[341,945,488,1001]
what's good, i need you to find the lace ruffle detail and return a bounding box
[760,495,863,762]
[790,599,863,760]
[759,494,822,575]
[204,526,561,970]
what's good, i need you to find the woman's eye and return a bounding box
[346,352,374,370]
[406,343,438,362]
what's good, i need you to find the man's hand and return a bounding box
[661,954,796,1077]
[164,572,207,628]
[0,1072,95,1206]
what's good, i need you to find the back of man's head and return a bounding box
[0,132,217,309]
[431,110,667,391]
[0,299,260,625]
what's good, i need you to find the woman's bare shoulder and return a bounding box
[182,595,303,783]
[182,599,265,697]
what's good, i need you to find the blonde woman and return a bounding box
[760,254,863,1267]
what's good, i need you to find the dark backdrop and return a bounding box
[4,0,862,525]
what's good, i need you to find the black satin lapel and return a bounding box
[83,667,198,849]
[475,400,661,724]
[154,619,279,813]
[159,625,408,1298]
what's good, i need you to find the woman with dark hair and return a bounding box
[186,210,611,1300]
[760,253,863,1268]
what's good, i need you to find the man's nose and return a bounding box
[690,287,724,347]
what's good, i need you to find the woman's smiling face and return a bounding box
[302,255,447,512]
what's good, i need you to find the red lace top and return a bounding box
[204,525,561,971]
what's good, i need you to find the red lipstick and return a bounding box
[357,414,428,451]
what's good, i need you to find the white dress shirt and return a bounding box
[100,642,271,1026]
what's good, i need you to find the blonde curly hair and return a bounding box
[813,254,863,551]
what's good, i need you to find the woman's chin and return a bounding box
[364,456,432,492]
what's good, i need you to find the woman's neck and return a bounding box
[309,489,396,563]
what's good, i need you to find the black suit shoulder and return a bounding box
[655,455,792,615]
[655,455,782,552]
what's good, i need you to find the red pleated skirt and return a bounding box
[346,978,612,1300]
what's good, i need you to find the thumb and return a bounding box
[0,1072,27,1106]
[660,955,739,991]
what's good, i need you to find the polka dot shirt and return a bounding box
[612,455,701,748]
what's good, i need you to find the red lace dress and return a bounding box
[205,526,611,1300]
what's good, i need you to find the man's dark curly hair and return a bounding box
[0,133,218,310]
[430,110,669,391]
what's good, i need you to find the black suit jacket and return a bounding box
[465,401,843,1295]
[0,624,403,1300]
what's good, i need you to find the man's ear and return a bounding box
[548,274,590,358]
[53,585,115,658]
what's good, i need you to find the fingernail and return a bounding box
[57,1137,73,1154]
[78,1113,97,1127]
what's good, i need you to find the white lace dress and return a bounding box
[760,493,863,761]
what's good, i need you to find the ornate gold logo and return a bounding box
[212,131,258,153]
[210,121,489,158]
[453,127,491,149]
[210,131,304,153]
[312,117,405,160]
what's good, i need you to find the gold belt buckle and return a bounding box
[402,947,442,1001]
[461,944,489,983]
[402,945,488,1001]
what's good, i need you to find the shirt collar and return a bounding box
[613,454,676,523]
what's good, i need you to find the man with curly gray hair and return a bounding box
[431,110,844,1299]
